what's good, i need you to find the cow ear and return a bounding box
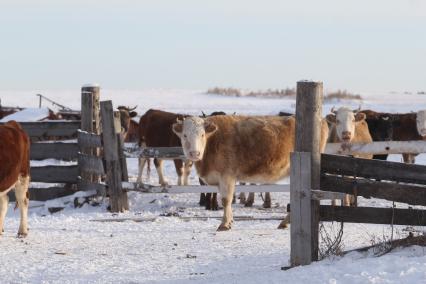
[326,114,336,124]
[172,122,183,136]
[355,112,366,121]
[204,121,217,135]
[130,111,137,118]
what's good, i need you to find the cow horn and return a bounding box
[201,111,207,118]
[127,105,137,111]
[331,106,337,114]
[353,105,361,113]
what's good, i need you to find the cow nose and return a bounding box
[342,131,351,140]
[189,151,201,159]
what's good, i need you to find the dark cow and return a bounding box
[0,121,30,237]
[117,106,138,141]
[360,110,394,160]
[390,112,423,163]
[136,109,192,186]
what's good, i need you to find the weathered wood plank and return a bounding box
[77,130,102,148]
[8,186,78,201]
[3,121,81,138]
[124,146,186,159]
[30,142,78,160]
[77,180,107,195]
[78,153,105,175]
[101,100,128,212]
[321,175,426,206]
[311,190,347,201]
[321,154,426,185]
[320,205,426,226]
[290,152,313,266]
[122,183,290,193]
[325,141,426,155]
[30,165,79,183]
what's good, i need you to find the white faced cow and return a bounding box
[173,115,329,231]
[326,106,373,206]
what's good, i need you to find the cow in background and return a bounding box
[172,115,329,231]
[117,106,138,142]
[417,110,426,139]
[137,109,192,186]
[0,121,30,237]
[326,106,373,206]
[359,110,394,160]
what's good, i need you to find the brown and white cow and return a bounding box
[137,109,192,186]
[172,115,329,231]
[326,106,373,206]
[117,106,138,141]
[0,121,30,237]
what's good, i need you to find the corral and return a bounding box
[0,85,425,283]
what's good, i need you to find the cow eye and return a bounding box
[201,133,205,138]
[337,120,340,124]
[184,134,187,138]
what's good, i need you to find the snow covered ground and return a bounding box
[0,89,425,283]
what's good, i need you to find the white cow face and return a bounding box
[326,107,366,142]
[172,117,218,161]
[417,110,426,138]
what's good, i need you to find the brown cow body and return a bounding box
[391,112,423,163]
[0,121,30,237]
[137,109,192,186]
[173,115,329,230]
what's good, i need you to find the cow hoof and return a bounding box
[217,224,231,231]
[263,202,271,209]
[244,202,254,207]
[17,232,28,238]
[277,221,288,229]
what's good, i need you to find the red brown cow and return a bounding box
[0,121,30,237]
[172,115,329,231]
[117,106,138,142]
[136,109,192,186]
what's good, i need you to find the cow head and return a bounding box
[326,106,366,142]
[417,110,426,138]
[377,114,394,141]
[172,117,218,161]
[117,106,138,138]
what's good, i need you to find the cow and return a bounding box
[359,110,394,160]
[117,106,138,141]
[172,115,329,231]
[388,111,425,164]
[136,109,192,186]
[0,121,30,237]
[326,107,373,206]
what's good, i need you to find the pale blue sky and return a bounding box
[0,0,425,92]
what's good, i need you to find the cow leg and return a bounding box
[278,214,290,229]
[205,193,212,210]
[217,177,236,231]
[239,192,246,204]
[174,159,184,186]
[183,161,192,186]
[211,193,219,211]
[136,158,147,184]
[245,192,255,207]
[263,192,272,208]
[154,158,168,186]
[343,194,351,207]
[0,191,11,235]
[403,153,415,164]
[15,175,29,238]
[199,193,207,206]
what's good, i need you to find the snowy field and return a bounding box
[0,89,426,283]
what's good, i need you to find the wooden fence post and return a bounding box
[80,84,101,185]
[290,80,323,265]
[113,111,129,181]
[101,101,129,212]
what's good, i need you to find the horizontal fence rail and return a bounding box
[321,154,426,185]
[30,142,79,160]
[320,205,426,226]
[14,121,81,138]
[31,165,79,183]
[321,175,426,206]
[325,141,426,155]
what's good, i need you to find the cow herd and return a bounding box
[1,106,426,236]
